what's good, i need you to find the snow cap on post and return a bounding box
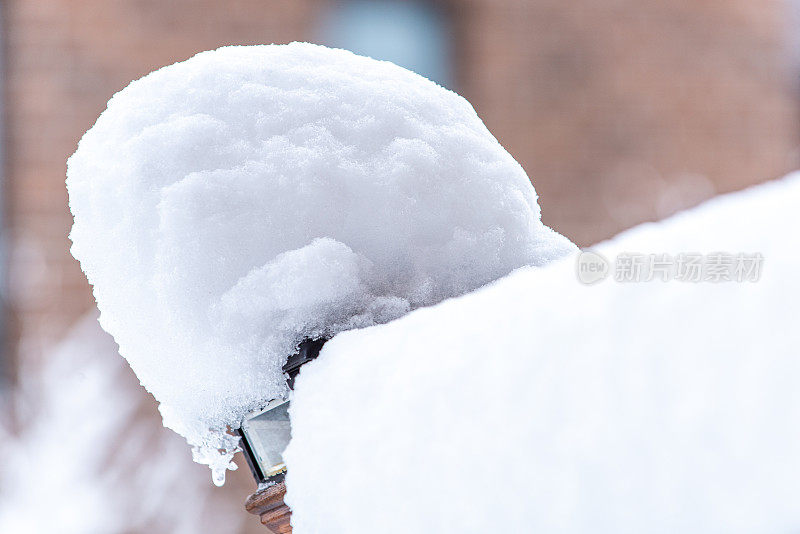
[66,43,576,483]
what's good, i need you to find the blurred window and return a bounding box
[317,0,453,89]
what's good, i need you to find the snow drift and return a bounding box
[66,43,575,480]
[285,173,800,533]
[0,315,241,534]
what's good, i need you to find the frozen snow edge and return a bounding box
[284,173,800,533]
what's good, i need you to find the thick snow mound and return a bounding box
[66,43,575,479]
[285,173,800,533]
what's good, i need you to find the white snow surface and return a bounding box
[66,43,575,479]
[0,314,241,534]
[285,173,800,533]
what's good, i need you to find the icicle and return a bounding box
[211,467,226,487]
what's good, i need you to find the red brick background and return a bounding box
[5,0,797,360]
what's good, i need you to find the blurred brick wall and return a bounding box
[5,0,798,362]
[458,0,799,243]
